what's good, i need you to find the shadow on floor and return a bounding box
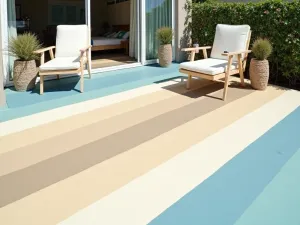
[7,76,81,94]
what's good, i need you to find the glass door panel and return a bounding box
[145,0,172,61]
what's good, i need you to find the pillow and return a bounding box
[122,31,129,39]
[107,32,116,38]
[117,31,126,38]
[112,31,121,38]
[103,32,111,37]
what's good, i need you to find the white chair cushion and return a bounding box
[39,57,83,71]
[211,24,250,61]
[180,58,238,75]
[55,25,89,58]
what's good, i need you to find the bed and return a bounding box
[91,24,129,52]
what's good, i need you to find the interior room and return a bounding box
[13,0,136,70]
[90,0,135,69]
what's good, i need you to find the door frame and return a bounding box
[87,0,143,74]
[140,0,175,65]
[0,0,10,86]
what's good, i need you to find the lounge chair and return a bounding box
[35,25,91,95]
[179,24,251,101]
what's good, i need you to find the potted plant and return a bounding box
[156,27,173,67]
[249,38,272,90]
[8,33,41,91]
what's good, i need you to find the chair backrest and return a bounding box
[210,24,251,61]
[55,25,89,58]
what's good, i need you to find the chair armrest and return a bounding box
[80,45,92,54]
[34,46,56,54]
[221,50,251,56]
[181,46,212,52]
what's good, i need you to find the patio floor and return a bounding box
[0,64,300,225]
[1,64,182,122]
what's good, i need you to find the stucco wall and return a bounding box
[175,0,190,62]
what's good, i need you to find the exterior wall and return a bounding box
[175,0,190,62]
[0,9,6,107]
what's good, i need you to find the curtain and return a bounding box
[0,7,7,102]
[7,0,17,80]
[145,0,172,60]
[129,0,137,58]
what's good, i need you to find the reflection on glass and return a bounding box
[145,0,172,60]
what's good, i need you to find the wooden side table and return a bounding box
[121,40,129,55]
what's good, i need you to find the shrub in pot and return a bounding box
[8,33,41,91]
[156,27,173,67]
[250,38,272,90]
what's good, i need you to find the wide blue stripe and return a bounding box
[149,107,300,225]
[234,147,300,225]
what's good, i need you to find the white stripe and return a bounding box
[59,90,300,225]
[0,79,182,136]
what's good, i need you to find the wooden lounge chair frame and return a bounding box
[34,45,92,95]
[180,31,252,101]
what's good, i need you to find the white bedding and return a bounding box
[92,37,126,46]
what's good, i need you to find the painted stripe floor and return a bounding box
[1,64,182,122]
[0,65,299,225]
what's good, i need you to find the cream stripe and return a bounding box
[59,90,300,225]
[0,79,212,153]
[0,81,215,176]
[0,87,286,225]
[0,78,187,137]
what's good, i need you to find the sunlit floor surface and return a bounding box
[0,63,299,225]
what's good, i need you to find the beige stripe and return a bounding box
[0,87,284,225]
[0,79,212,155]
[0,80,215,177]
[1,81,245,207]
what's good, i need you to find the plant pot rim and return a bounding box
[15,59,36,62]
[251,58,268,61]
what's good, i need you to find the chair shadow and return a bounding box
[161,78,225,100]
[161,78,256,100]
[154,76,186,84]
[30,76,82,94]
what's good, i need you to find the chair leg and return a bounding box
[238,54,245,87]
[87,60,91,79]
[80,68,84,93]
[223,55,233,101]
[223,74,230,101]
[40,75,44,95]
[186,74,192,89]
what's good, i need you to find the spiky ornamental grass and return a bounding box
[252,38,272,60]
[156,27,173,45]
[8,33,42,61]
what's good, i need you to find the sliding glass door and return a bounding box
[141,0,174,64]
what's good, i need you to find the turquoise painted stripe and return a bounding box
[234,148,300,225]
[1,64,183,122]
[149,107,300,225]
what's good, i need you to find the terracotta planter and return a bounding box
[13,60,38,91]
[158,44,172,67]
[249,58,269,90]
